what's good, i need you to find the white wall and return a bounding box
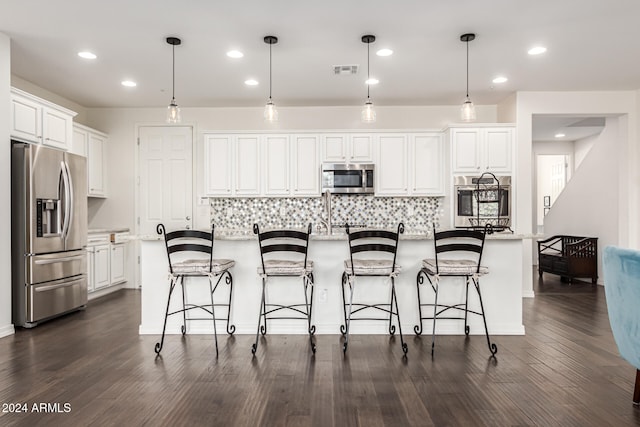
[574,133,597,169]
[0,34,14,337]
[542,118,620,282]
[516,91,638,295]
[11,75,88,124]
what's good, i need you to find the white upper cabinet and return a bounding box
[204,134,233,196]
[321,134,373,163]
[451,126,514,174]
[291,134,320,196]
[410,133,445,196]
[376,134,408,195]
[235,135,261,196]
[10,88,76,150]
[73,124,108,198]
[263,135,290,195]
[376,132,445,196]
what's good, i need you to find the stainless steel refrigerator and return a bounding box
[11,141,88,327]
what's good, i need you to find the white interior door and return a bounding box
[138,126,193,235]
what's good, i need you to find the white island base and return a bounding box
[139,234,526,337]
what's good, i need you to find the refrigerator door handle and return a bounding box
[60,160,73,240]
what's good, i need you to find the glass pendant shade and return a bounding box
[460,96,476,122]
[361,99,376,123]
[264,98,278,122]
[167,99,181,123]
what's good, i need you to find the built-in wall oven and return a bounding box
[321,163,374,194]
[454,174,511,231]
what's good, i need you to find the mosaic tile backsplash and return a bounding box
[210,195,443,232]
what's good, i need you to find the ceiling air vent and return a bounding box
[333,65,358,75]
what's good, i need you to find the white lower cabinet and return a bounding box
[88,232,128,297]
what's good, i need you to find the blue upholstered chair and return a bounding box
[603,245,640,406]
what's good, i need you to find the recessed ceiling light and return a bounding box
[78,51,97,59]
[492,76,508,84]
[121,80,137,87]
[376,48,393,57]
[555,133,566,138]
[244,79,259,86]
[528,46,547,55]
[365,78,379,85]
[227,50,244,58]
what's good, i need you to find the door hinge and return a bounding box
[137,137,140,146]
[137,217,140,225]
[137,255,140,265]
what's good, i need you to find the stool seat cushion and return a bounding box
[258,259,314,276]
[344,259,401,276]
[422,258,488,276]
[171,258,235,275]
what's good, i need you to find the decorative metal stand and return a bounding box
[469,172,512,234]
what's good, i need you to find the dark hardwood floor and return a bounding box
[1,272,639,426]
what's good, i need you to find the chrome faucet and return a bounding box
[319,190,332,235]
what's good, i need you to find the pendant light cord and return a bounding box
[172,43,176,102]
[367,41,370,100]
[269,42,273,100]
[465,39,469,98]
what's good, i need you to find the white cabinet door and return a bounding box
[235,135,261,196]
[321,134,347,162]
[87,132,106,197]
[376,134,408,195]
[71,126,88,157]
[321,134,373,163]
[110,243,126,285]
[42,107,72,150]
[411,133,444,195]
[292,134,320,196]
[10,93,41,143]
[350,134,374,162]
[452,128,482,173]
[93,244,111,290]
[204,134,233,196]
[264,135,290,195]
[484,128,513,173]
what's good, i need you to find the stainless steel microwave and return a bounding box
[321,163,375,194]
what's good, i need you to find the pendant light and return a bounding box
[264,35,278,122]
[460,33,476,122]
[166,36,182,123]
[361,35,376,123]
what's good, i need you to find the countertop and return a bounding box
[89,228,131,234]
[137,229,538,241]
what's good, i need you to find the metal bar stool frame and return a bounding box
[340,223,407,356]
[414,226,497,356]
[251,223,316,355]
[155,223,235,359]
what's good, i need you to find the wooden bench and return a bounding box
[538,235,598,284]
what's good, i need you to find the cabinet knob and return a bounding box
[186,216,191,220]
[186,225,191,230]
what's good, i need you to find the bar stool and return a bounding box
[340,223,407,355]
[415,226,498,356]
[155,223,235,358]
[251,223,316,355]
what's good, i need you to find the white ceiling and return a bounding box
[2,1,640,109]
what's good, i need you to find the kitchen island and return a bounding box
[138,230,528,337]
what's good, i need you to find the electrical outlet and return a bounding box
[407,206,414,217]
[226,208,233,218]
[319,288,328,303]
[280,206,286,216]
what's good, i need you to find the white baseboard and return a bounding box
[0,323,15,338]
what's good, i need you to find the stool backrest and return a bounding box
[346,223,404,275]
[432,226,486,274]
[253,223,312,273]
[157,223,214,274]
